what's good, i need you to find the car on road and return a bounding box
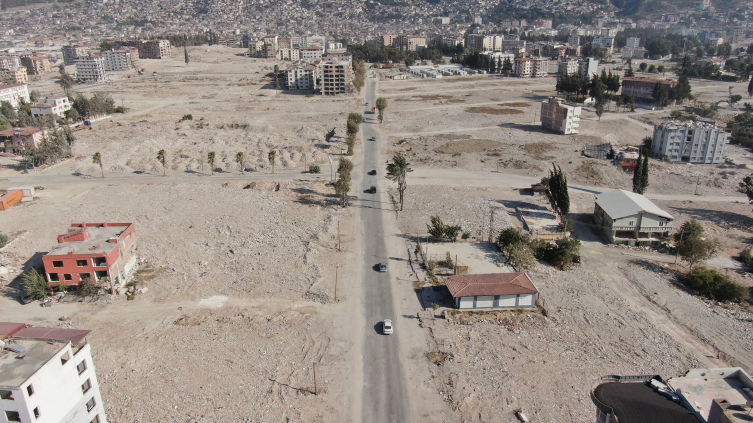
[379,262,387,272]
[368,170,376,175]
[369,136,376,141]
[152,72,158,76]
[382,319,393,335]
[370,186,377,193]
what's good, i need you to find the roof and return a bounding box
[0,322,26,338]
[623,76,677,85]
[13,326,91,347]
[444,273,538,298]
[0,83,27,90]
[48,223,132,256]
[593,380,699,423]
[595,189,673,220]
[0,127,42,137]
[0,339,68,387]
[668,368,753,423]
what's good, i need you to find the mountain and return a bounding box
[610,0,698,17]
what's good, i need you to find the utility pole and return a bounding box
[313,362,317,396]
[674,228,684,264]
[334,265,339,302]
[338,221,341,251]
[694,175,700,195]
[488,206,495,243]
[328,155,333,183]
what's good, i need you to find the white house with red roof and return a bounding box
[444,273,539,309]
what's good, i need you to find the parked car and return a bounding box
[370,186,377,193]
[369,136,376,141]
[369,170,377,175]
[383,319,393,335]
[379,262,387,272]
[20,296,33,305]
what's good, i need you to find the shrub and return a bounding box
[496,227,529,251]
[113,106,127,113]
[739,247,753,267]
[688,267,748,303]
[308,164,321,174]
[180,114,193,122]
[506,242,536,270]
[20,268,50,300]
[461,231,471,240]
[0,233,7,248]
[78,277,100,297]
[427,215,462,242]
[497,228,580,269]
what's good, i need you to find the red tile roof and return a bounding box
[0,127,42,137]
[445,273,538,298]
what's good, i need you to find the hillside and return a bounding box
[611,0,736,17]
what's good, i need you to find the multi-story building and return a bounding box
[42,222,138,291]
[102,49,138,71]
[20,54,51,75]
[567,35,580,47]
[277,37,292,50]
[261,36,278,58]
[406,36,427,51]
[592,37,615,55]
[117,40,170,59]
[594,189,674,245]
[578,57,599,79]
[0,83,30,108]
[62,45,90,66]
[320,60,350,95]
[382,34,399,47]
[0,67,28,84]
[0,322,107,423]
[515,58,547,77]
[540,97,581,135]
[74,56,106,83]
[540,44,566,59]
[31,96,72,119]
[626,37,640,50]
[621,77,677,103]
[285,63,316,90]
[501,39,526,52]
[0,55,20,69]
[651,121,729,164]
[0,127,45,154]
[558,59,579,75]
[300,46,324,62]
[277,48,300,61]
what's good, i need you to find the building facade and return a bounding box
[514,58,547,77]
[594,189,673,245]
[20,54,51,76]
[651,121,729,164]
[0,83,30,108]
[62,45,90,66]
[621,77,677,103]
[540,97,581,135]
[42,223,138,291]
[102,49,138,71]
[300,46,323,62]
[0,55,20,69]
[445,273,539,310]
[0,323,107,423]
[31,96,71,119]
[626,37,641,50]
[0,128,45,154]
[285,64,315,90]
[558,59,578,75]
[0,67,28,84]
[578,58,598,78]
[320,60,350,95]
[74,56,106,83]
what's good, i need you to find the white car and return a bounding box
[383,319,393,335]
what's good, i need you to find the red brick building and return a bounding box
[42,223,137,292]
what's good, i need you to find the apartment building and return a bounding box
[42,223,137,290]
[62,45,90,66]
[540,97,581,135]
[567,35,580,46]
[578,57,598,78]
[277,48,300,61]
[102,49,138,71]
[0,127,45,154]
[406,36,427,51]
[31,96,71,119]
[621,77,676,103]
[20,54,51,75]
[117,40,170,59]
[0,83,30,108]
[592,37,615,55]
[277,37,292,50]
[540,44,566,59]
[0,55,20,69]
[514,58,547,78]
[501,39,526,52]
[382,34,399,47]
[74,56,106,83]
[320,60,350,95]
[285,64,316,90]
[651,121,729,164]
[0,67,28,84]
[625,37,640,49]
[558,59,579,75]
[300,46,324,62]
[0,322,107,423]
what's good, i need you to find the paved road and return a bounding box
[356,75,411,423]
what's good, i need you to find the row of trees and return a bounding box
[353,60,366,93]
[451,52,513,75]
[555,70,620,104]
[334,157,352,206]
[347,40,443,66]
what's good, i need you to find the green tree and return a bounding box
[739,174,753,204]
[78,277,100,298]
[346,118,359,156]
[648,64,656,73]
[92,152,104,178]
[731,94,743,104]
[672,76,693,103]
[157,149,166,176]
[348,112,363,125]
[58,64,74,95]
[674,220,720,272]
[595,102,604,121]
[207,151,215,175]
[688,267,747,303]
[236,151,245,174]
[386,153,413,211]
[639,62,648,72]
[268,150,276,173]
[0,100,17,122]
[376,97,387,123]
[640,150,650,193]
[184,45,189,66]
[426,215,461,242]
[632,149,645,194]
[653,83,669,107]
[657,64,665,76]
[625,64,635,77]
[544,164,570,223]
[748,78,753,98]
[273,64,280,92]
[337,157,353,176]
[20,268,53,300]
[334,171,351,206]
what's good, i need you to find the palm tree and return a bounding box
[92,152,104,178]
[207,151,215,175]
[235,152,245,174]
[386,153,413,211]
[157,149,166,176]
[268,150,276,174]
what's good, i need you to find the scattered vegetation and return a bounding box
[674,220,720,272]
[179,114,193,122]
[466,106,523,115]
[686,267,748,303]
[0,233,7,248]
[496,228,581,270]
[20,268,51,300]
[427,215,462,242]
[308,165,321,174]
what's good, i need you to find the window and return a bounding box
[0,390,13,400]
[86,397,96,412]
[61,351,71,365]
[77,360,87,374]
[52,260,64,268]
[49,273,59,282]
[26,384,34,396]
[77,260,88,267]
[5,411,20,422]
[82,379,92,394]
[91,416,101,423]
[33,407,40,418]
[64,274,72,281]
[79,273,91,282]
[628,221,634,226]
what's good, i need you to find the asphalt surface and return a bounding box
[357,76,411,423]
